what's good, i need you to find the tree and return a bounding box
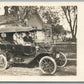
[39,6,60,25]
[4,6,9,16]
[17,6,38,26]
[61,6,77,41]
[17,6,60,27]
[52,24,66,41]
[52,24,65,34]
[11,6,19,17]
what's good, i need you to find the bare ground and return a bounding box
[0,60,76,76]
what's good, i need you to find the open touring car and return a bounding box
[0,26,67,74]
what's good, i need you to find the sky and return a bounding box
[0,6,5,15]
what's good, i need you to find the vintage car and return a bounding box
[0,26,67,74]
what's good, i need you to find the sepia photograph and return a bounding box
[0,4,77,76]
[0,2,79,81]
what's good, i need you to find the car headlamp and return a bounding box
[56,53,60,58]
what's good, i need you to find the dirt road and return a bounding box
[0,60,76,76]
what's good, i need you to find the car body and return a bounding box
[0,26,67,74]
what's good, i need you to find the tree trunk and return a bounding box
[4,6,9,16]
[72,34,76,42]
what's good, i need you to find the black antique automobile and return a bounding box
[0,27,67,74]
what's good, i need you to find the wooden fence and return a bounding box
[52,42,77,53]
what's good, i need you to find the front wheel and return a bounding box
[39,56,57,74]
[0,54,8,70]
[55,52,67,67]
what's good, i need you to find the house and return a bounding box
[25,12,52,43]
[0,8,52,43]
[28,13,43,29]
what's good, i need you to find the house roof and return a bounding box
[0,10,51,31]
[0,26,43,33]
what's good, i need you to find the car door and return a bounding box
[23,45,36,56]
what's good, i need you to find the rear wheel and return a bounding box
[55,52,67,67]
[39,56,57,74]
[0,54,8,70]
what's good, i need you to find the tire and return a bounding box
[0,54,8,70]
[55,52,67,67]
[39,56,57,74]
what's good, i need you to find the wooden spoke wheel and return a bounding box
[0,54,8,70]
[56,52,67,67]
[39,56,57,74]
